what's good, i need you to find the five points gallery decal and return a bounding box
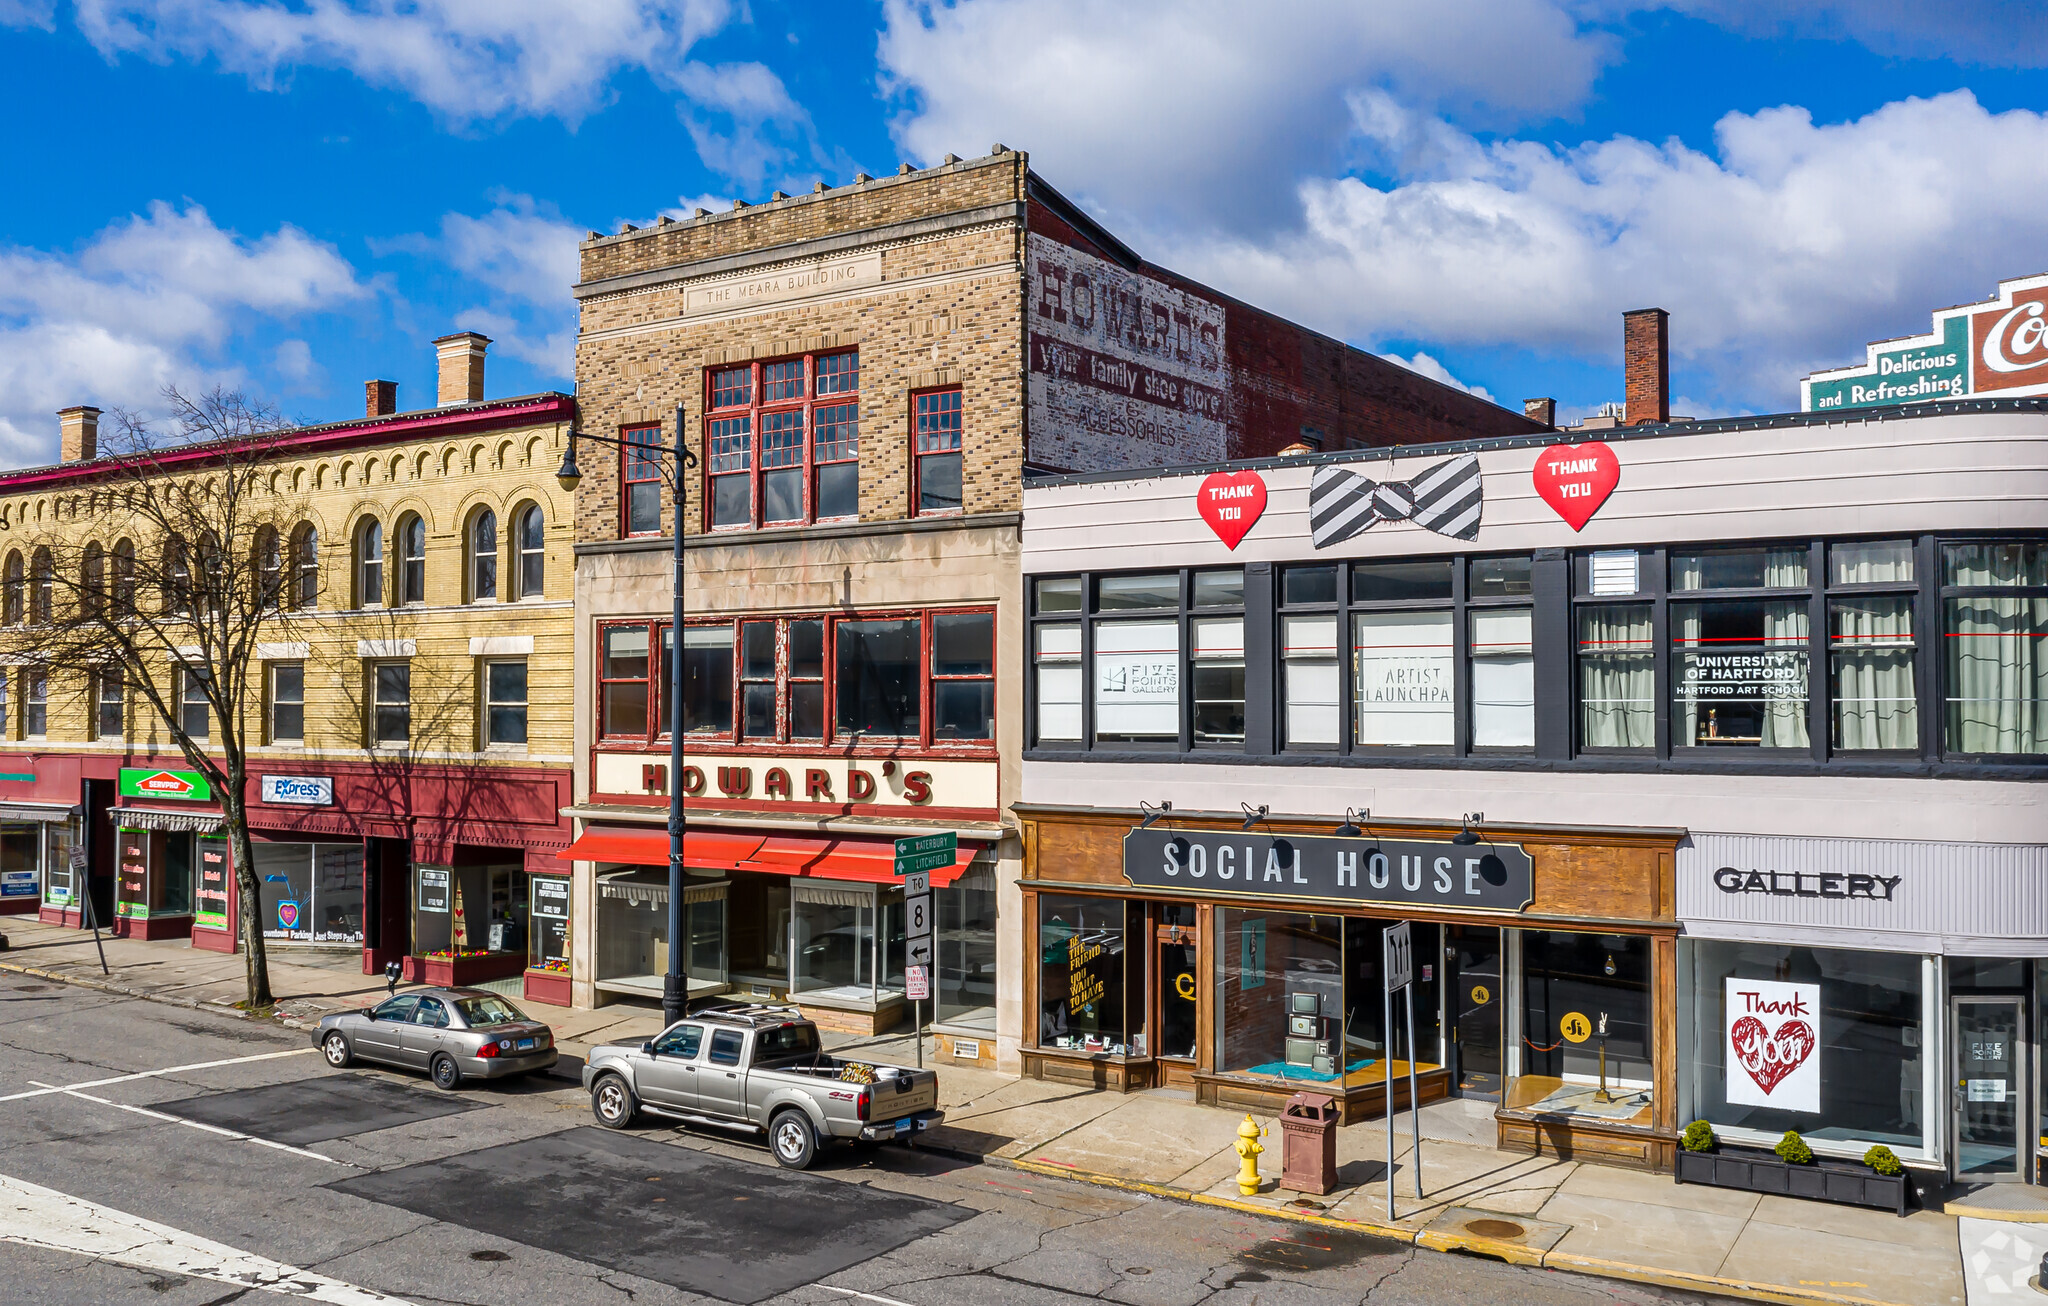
[1533,443,1619,531]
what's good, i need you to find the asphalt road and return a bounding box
[0,975,1721,1306]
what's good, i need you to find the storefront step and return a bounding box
[1499,1115,1673,1172]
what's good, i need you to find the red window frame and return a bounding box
[621,424,665,538]
[594,607,996,754]
[912,387,963,516]
[704,350,860,531]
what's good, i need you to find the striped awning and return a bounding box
[109,806,224,834]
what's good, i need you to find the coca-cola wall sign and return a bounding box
[1804,271,2048,411]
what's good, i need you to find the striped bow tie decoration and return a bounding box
[1308,454,1484,546]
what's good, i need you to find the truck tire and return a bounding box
[591,1074,638,1129]
[770,1108,820,1170]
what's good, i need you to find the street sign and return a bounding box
[906,965,930,1000]
[1383,921,1413,992]
[894,832,957,877]
[908,936,933,967]
[906,891,932,944]
[903,871,930,896]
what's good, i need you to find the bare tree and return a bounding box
[0,386,309,1007]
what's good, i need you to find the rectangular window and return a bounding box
[813,403,859,520]
[760,409,805,524]
[176,667,204,741]
[1469,555,1533,598]
[485,660,528,746]
[1673,546,1810,591]
[601,625,651,738]
[788,620,825,740]
[623,426,664,537]
[1353,610,1453,747]
[1831,597,1916,750]
[372,663,410,745]
[710,365,752,409]
[914,388,963,514]
[814,351,858,395]
[1191,618,1245,744]
[835,618,922,738]
[1094,619,1179,743]
[1943,541,2047,755]
[1673,599,1811,748]
[95,669,124,740]
[761,358,804,402]
[1578,604,1652,748]
[1034,623,1082,743]
[704,352,859,529]
[707,415,752,528]
[682,624,734,735]
[1352,558,1453,603]
[1283,564,1338,606]
[1470,607,1535,748]
[1281,615,1338,746]
[1038,894,1139,1055]
[270,663,304,745]
[740,620,778,739]
[1509,930,1652,1126]
[25,668,47,739]
[931,611,994,742]
[1035,576,1083,614]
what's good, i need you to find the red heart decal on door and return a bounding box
[1197,471,1267,550]
[1532,442,1620,531]
[1729,1015,1817,1096]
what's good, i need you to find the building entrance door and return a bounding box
[1448,925,1503,1099]
[1952,996,2027,1182]
[1155,923,1200,1064]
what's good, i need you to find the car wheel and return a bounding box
[429,1053,462,1091]
[770,1109,819,1170]
[591,1074,637,1130]
[321,1032,352,1069]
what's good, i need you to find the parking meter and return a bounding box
[384,959,402,995]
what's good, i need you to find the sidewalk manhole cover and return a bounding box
[1464,1218,1525,1240]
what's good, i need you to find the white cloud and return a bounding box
[1151,90,2048,409]
[0,202,365,463]
[273,337,322,388]
[672,59,813,188]
[879,0,1610,231]
[426,195,584,376]
[0,0,55,28]
[1635,1,2048,70]
[1381,351,1496,404]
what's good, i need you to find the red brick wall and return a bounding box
[1624,308,1670,426]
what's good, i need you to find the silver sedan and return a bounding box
[313,988,558,1090]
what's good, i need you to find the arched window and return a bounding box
[515,504,544,599]
[2,552,21,625]
[254,527,282,611]
[165,538,191,616]
[196,532,221,618]
[82,541,105,616]
[291,523,319,610]
[28,548,51,624]
[398,514,426,605]
[112,539,135,618]
[469,509,497,602]
[356,519,383,608]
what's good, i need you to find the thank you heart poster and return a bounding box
[1726,978,1821,1112]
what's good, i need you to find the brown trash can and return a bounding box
[1279,1091,1340,1194]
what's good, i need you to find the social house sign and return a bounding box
[1803,271,2048,412]
[1725,977,1821,1113]
[1123,827,1533,912]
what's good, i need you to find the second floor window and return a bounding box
[179,666,208,740]
[398,514,426,605]
[623,426,664,536]
[270,662,304,744]
[292,524,318,610]
[356,520,383,608]
[515,504,545,598]
[485,660,527,745]
[469,509,497,601]
[706,351,860,530]
[914,388,963,514]
[372,662,410,745]
[22,668,46,738]
[95,670,123,739]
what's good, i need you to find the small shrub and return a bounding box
[1775,1131,1814,1165]
[1681,1120,1717,1153]
[1864,1144,1904,1177]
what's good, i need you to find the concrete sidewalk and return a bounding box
[0,915,1972,1306]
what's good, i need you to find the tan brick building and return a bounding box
[2,339,583,1008]
[565,149,1543,1066]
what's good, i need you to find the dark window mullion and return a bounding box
[1808,539,1827,762]
[1920,535,1942,760]
[1178,571,1193,753]
[1336,563,1353,756]
[1452,556,1470,758]
[1650,547,1671,760]
[1079,574,1096,750]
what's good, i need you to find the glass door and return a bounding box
[1156,922,1200,1061]
[1448,925,1503,1098]
[1953,996,2026,1181]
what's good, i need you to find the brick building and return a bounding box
[563,148,1545,1067]
[3,339,581,1008]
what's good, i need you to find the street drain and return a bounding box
[469,1250,511,1262]
[1464,1218,1526,1240]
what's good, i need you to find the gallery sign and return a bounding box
[1803,272,2048,411]
[1122,827,1533,912]
[1725,977,1820,1113]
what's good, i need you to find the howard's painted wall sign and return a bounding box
[1802,271,2048,411]
[1711,866,1902,901]
[260,775,334,807]
[118,767,211,802]
[1122,827,1533,911]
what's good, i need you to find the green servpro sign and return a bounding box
[118,767,212,802]
[1805,314,1968,412]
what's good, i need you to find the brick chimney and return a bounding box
[58,406,100,463]
[1623,308,1669,426]
[433,332,490,407]
[365,380,397,417]
[1522,397,1556,429]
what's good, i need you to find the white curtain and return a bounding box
[1283,615,1339,745]
[1034,624,1082,741]
[1759,600,1811,748]
[1947,597,2047,755]
[1579,606,1653,748]
[1833,598,1917,750]
[1470,608,1534,748]
[1832,540,1914,585]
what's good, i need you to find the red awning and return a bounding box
[557,827,975,887]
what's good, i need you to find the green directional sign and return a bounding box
[894,832,957,876]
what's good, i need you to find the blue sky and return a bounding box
[1,0,2044,463]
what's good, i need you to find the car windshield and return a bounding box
[454,996,526,1027]
[756,1023,821,1060]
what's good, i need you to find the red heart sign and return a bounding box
[1729,1015,1817,1096]
[1197,471,1267,550]
[1532,442,1620,531]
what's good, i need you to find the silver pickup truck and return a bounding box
[582,1004,942,1169]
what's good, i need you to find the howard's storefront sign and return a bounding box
[1803,272,2048,411]
[1122,828,1533,912]
[593,751,999,817]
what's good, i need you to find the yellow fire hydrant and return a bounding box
[1234,1115,1265,1195]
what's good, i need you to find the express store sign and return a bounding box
[1804,272,2048,411]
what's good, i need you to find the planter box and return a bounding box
[408,952,526,988]
[1675,1147,1910,1216]
[523,968,572,1008]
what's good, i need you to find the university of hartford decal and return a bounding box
[1803,270,2048,412]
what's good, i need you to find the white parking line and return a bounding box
[819,1285,920,1306]
[27,1081,351,1166]
[0,1171,411,1304]
[0,1046,316,1102]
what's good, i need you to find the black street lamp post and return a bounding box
[557,414,698,1028]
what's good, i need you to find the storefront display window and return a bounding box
[1509,930,1653,1125]
[790,881,902,1003]
[936,868,997,1030]
[0,821,40,906]
[529,876,570,975]
[1684,941,1927,1157]
[254,842,365,943]
[595,869,728,991]
[40,822,72,910]
[1039,894,1143,1055]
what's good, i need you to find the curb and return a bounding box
[996,1157,1911,1306]
[0,958,331,1031]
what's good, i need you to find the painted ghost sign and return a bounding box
[1027,234,1229,471]
[1803,273,2048,411]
